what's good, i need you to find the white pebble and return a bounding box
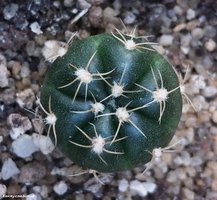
[202,86,217,98]
[53,181,68,195]
[186,8,196,20]
[30,22,43,35]
[11,134,39,158]
[159,35,174,46]
[124,11,136,24]
[0,184,7,197]
[143,182,157,193]
[32,133,55,155]
[130,180,147,197]
[205,39,216,52]
[42,40,67,62]
[1,158,20,180]
[118,179,129,192]
[3,3,18,20]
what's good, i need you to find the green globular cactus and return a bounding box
[39,31,182,173]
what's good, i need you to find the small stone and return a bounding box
[84,177,102,194]
[204,25,217,38]
[191,28,204,40]
[118,179,129,192]
[202,86,217,98]
[53,181,68,195]
[77,0,91,9]
[0,60,9,88]
[32,133,55,155]
[186,8,196,20]
[103,7,119,26]
[212,111,217,124]
[88,6,103,28]
[173,23,186,32]
[1,158,20,180]
[123,11,136,24]
[205,39,216,52]
[0,184,7,197]
[19,162,46,183]
[190,156,203,167]
[7,113,32,140]
[182,187,195,200]
[66,166,86,184]
[64,0,74,7]
[143,182,157,193]
[16,88,35,109]
[11,134,39,158]
[159,35,174,46]
[42,40,67,62]
[30,22,43,35]
[3,4,19,20]
[129,180,147,197]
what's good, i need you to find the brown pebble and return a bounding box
[88,6,103,28]
[18,162,46,183]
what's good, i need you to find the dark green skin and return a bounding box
[40,33,182,172]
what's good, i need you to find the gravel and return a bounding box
[1,158,20,180]
[0,0,217,199]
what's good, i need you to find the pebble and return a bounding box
[16,88,35,109]
[0,59,8,88]
[205,39,216,52]
[42,40,67,62]
[88,6,103,28]
[182,187,195,200]
[32,133,55,155]
[19,162,46,183]
[0,184,7,197]
[174,151,191,166]
[53,181,68,195]
[103,7,119,26]
[66,166,86,184]
[11,134,39,158]
[191,28,204,40]
[84,177,102,196]
[77,0,91,9]
[212,111,217,124]
[202,86,217,98]
[159,35,174,46]
[64,0,74,7]
[143,182,157,193]
[123,11,136,24]
[204,25,217,38]
[30,22,43,35]
[7,113,32,140]
[3,3,19,20]
[186,8,196,20]
[1,158,20,180]
[129,180,147,197]
[118,179,129,192]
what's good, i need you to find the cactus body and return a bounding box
[40,33,182,172]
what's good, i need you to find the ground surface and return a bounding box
[0,0,217,199]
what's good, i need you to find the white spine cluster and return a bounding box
[69,123,126,165]
[37,96,57,146]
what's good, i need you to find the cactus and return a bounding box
[39,31,182,173]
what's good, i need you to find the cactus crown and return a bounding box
[39,31,182,173]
